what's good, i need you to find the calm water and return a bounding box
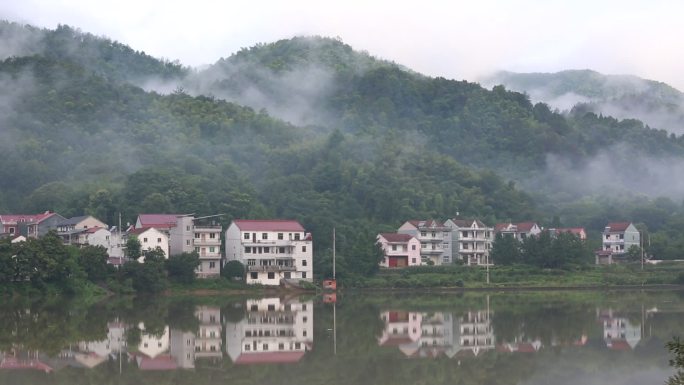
[0,290,682,385]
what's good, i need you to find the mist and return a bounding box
[523,144,684,201]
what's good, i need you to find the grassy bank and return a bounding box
[341,262,684,289]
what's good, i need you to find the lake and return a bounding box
[0,289,682,384]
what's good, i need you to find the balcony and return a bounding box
[422,248,443,255]
[247,259,296,272]
[195,237,221,246]
[194,225,222,231]
[243,239,296,247]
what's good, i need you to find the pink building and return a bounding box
[377,233,421,268]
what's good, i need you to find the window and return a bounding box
[431,232,436,237]
[268,304,275,311]
[412,244,416,250]
[302,260,307,266]
[263,344,268,351]
[295,342,301,349]
[264,247,270,253]
[463,243,469,249]
[391,245,397,251]
[157,238,162,243]
[279,247,285,253]
[268,272,275,279]
[421,243,426,249]
[303,330,307,337]
[294,233,301,240]
[210,233,216,239]
[245,344,251,351]
[186,225,190,231]
[195,233,200,239]
[186,240,190,245]
[195,247,200,253]
[302,272,307,279]
[412,258,416,264]
[303,316,308,323]
[143,238,148,242]
[284,272,291,279]
[462,231,468,237]
[245,247,251,253]
[9,228,14,234]
[209,262,215,268]
[244,233,250,240]
[250,272,258,279]
[302,245,307,252]
[262,233,268,240]
[302,304,307,310]
[421,231,426,237]
[210,247,215,253]
[251,304,258,311]
[279,343,285,350]
[443,243,449,249]
[278,233,283,240]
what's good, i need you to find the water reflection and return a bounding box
[0,291,680,384]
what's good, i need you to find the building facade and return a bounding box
[444,218,494,266]
[225,220,313,285]
[128,227,169,261]
[597,222,640,264]
[397,220,452,265]
[377,233,421,268]
[494,222,542,241]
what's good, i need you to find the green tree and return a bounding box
[222,260,245,280]
[125,235,141,259]
[77,245,109,282]
[491,234,521,265]
[166,252,200,284]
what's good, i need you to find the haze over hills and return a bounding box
[482,70,684,135]
[4,21,684,264]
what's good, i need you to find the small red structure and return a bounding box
[322,279,337,290]
[323,293,337,303]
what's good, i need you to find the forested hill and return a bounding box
[483,69,684,135]
[5,22,684,267]
[187,38,684,199]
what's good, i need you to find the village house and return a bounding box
[135,214,222,278]
[225,219,313,285]
[397,220,453,265]
[56,215,108,244]
[444,218,494,266]
[494,222,542,241]
[0,211,65,238]
[377,233,421,268]
[128,227,169,262]
[596,222,640,265]
[549,227,587,241]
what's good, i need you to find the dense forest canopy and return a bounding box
[3,21,684,268]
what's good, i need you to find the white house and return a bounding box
[444,218,494,266]
[494,222,542,241]
[597,222,641,265]
[225,297,313,364]
[128,227,169,261]
[225,220,313,285]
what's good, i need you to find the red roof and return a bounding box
[495,223,513,232]
[379,233,415,243]
[0,212,56,224]
[607,339,632,351]
[84,226,106,234]
[136,355,178,371]
[515,222,538,232]
[233,220,305,232]
[136,214,181,228]
[233,351,306,365]
[556,227,585,234]
[0,357,53,372]
[605,222,632,232]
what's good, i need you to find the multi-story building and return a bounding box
[451,309,495,357]
[598,222,640,264]
[127,227,169,261]
[225,220,313,285]
[444,218,494,266]
[136,214,222,277]
[56,215,107,234]
[397,220,452,265]
[598,308,641,351]
[494,222,542,241]
[225,298,313,364]
[377,233,421,268]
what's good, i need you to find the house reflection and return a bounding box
[378,307,495,358]
[225,297,314,365]
[598,308,642,351]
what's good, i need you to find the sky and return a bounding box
[1,0,683,90]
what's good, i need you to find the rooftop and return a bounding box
[233,219,305,232]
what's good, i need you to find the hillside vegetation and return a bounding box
[3,21,684,273]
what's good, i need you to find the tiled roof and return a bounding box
[57,215,90,226]
[233,351,305,365]
[137,214,181,228]
[406,219,445,229]
[0,212,56,224]
[379,233,415,243]
[84,226,106,234]
[515,222,538,232]
[0,357,53,372]
[128,227,159,235]
[495,223,514,232]
[605,222,632,232]
[233,219,305,232]
[450,218,488,228]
